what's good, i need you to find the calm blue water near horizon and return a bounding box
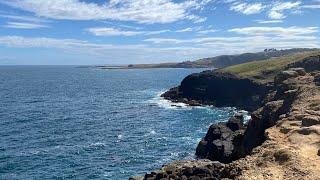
[0,66,235,179]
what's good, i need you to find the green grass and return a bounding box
[218,51,320,83]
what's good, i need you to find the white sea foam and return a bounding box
[237,110,252,123]
[146,91,192,110]
[144,130,157,136]
[92,142,105,146]
[117,134,123,139]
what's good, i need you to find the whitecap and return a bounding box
[144,130,157,136]
[89,142,106,147]
[117,134,123,139]
[146,90,192,110]
[237,110,252,123]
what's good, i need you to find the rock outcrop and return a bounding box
[132,160,241,180]
[133,67,320,180]
[287,55,320,72]
[195,68,304,163]
[195,113,246,163]
[132,56,320,180]
[162,71,270,111]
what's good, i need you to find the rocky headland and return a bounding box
[132,53,320,180]
[98,48,317,70]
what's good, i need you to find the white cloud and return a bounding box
[230,2,265,15]
[0,14,51,23]
[302,0,320,8]
[0,34,319,64]
[197,29,217,34]
[2,0,210,24]
[268,1,301,19]
[144,35,320,53]
[303,4,320,9]
[229,26,318,36]
[255,20,283,24]
[87,27,177,36]
[176,28,194,32]
[87,26,215,36]
[4,21,49,29]
[144,38,186,44]
[87,27,144,36]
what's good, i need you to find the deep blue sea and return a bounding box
[0,66,235,179]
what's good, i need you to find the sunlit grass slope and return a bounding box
[218,51,320,83]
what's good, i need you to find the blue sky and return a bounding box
[0,0,319,65]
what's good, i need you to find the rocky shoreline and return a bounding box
[161,71,270,112]
[131,55,320,180]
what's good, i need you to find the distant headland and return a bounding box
[97,48,318,70]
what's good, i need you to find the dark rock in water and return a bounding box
[318,149,320,156]
[195,114,246,163]
[162,71,269,111]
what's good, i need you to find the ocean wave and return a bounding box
[146,91,193,110]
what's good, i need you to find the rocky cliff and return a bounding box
[162,71,270,112]
[134,68,320,180]
[132,55,320,180]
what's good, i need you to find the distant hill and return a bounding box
[192,48,319,68]
[97,48,319,69]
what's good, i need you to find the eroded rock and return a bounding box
[195,114,246,163]
[301,115,320,127]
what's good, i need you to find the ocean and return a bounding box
[0,66,235,179]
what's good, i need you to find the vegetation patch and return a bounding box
[274,149,291,164]
[218,51,320,83]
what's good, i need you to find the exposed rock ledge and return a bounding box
[132,66,320,179]
[161,71,271,112]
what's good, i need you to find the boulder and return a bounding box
[301,115,320,127]
[196,115,245,163]
[288,68,306,76]
[274,70,299,84]
[226,116,244,131]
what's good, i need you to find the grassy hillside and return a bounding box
[218,51,320,83]
[97,48,319,69]
[195,48,318,68]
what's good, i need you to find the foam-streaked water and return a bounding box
[0,66,235,179]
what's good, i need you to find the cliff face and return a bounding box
[134,55,320,180]
[134,67,320,180]
[162,71,270,111]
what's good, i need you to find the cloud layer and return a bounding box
[2,0,210,24]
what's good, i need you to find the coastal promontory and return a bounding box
[133,51,320,180]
